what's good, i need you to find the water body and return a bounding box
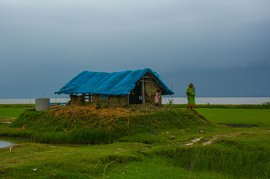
[0,98,69,104]
[163,97,270,105]
[0,140,14,148]
[0,97,269,105]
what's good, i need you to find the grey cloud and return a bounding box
[0,0,269,98]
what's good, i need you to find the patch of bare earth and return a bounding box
[49,105,132,120]
[49,104,166,120]
[184,131,252,146]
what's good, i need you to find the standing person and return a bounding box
[154,89,161,106]
[186,83,196,109]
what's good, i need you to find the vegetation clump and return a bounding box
[156,136,270,178]
[7,106,207,144]
[50,105,132,120]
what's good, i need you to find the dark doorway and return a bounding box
[129,82,142,104]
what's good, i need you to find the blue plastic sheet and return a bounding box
[56,68,174,95]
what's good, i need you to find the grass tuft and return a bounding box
[156,137,270,178]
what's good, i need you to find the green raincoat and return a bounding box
[186,86,195,105]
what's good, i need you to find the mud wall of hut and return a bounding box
[93,95,129,107]
[144,78,162,104]
[69,95,85,105]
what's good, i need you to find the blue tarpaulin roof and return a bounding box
[56,68,174,95]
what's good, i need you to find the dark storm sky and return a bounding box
[0,0,270,98]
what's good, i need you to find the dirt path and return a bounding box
[184,131,254,146]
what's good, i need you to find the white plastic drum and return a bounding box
[35,98,50,111]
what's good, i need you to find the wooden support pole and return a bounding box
[141,79,145,104]
[127,94,130,106]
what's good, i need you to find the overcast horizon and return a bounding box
[1,0,270,98]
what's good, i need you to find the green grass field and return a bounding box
[0,104,33,122]
[0,108,26,120]
[1,105,270,178]
[196,108,270,127]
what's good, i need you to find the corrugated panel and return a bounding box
[56,68,174,95]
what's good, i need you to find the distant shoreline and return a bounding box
[0,97,269,105]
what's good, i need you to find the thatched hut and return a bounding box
[56,68,174,107]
